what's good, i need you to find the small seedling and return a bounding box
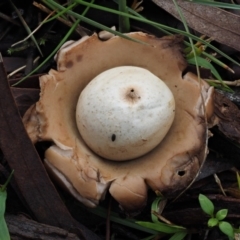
[0,170,14,240]
[198,194,234,239]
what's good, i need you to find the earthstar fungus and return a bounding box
[23,32,215,211]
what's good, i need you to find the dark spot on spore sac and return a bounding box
[65,60,73,68]
[111,134,116,142]
[76,55,83,62]
[130,89,134,92]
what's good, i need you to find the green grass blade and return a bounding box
[125,1,238,76]
[151,196,164,223]
[141,235,157,240]
[126,2,239,72]
[172,0,200,77]
[0,171,14,240]
[87,206,158,235]
[136,221,186,234]
[188,54,233,93]
[117,0,172,36]
[118,0,130,33]
[169,231,188,240]
[187,56,222,80]
[42,0,148,45]
[201,51,234,73]
[44,2,78,23]
[76,0,240,67]
[12,22,80,86]
[9,0,43,57]
[0,191,10,240]
[13,0,94,86]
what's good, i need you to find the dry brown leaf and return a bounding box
[214,91,240,143]
[152,0,240,51]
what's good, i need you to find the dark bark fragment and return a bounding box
[6,215,80,240]
[11,87,40,116]
[152,0,240,51]
[0,54,100,240]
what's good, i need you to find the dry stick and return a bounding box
[33,2,87,37]
[0,12,21,26]
[0,26,13,41]
[9,0,43,57]
[206,79,240,87]
[131,0,144,12]
[214,174,227,197]
[151,211,174,225]
[11,12,54,47]
[7,56,40,78]
[68,14,88,37]
[106,197,112,240]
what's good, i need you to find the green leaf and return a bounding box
[207,218,218,227]
[218,221,234,238]
[169,231,188,240]
[151,196,164,223]
[87,206,158,234]
[216,209,228,221]
[140,235,157,240]
[0,171,14,240]
[187,56,222,81]
[198,194,214,217]
[136,221,186,234]
[0,191,10,240]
